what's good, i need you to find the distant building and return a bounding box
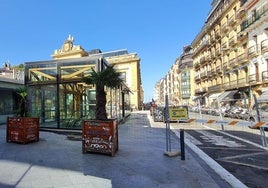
[0,63,24,124]
[0,62,24,80]
[154,45,194,106]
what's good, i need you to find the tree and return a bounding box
[17,87,27,117]
[82,65,123,120]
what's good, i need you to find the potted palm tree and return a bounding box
[6,87,39,144]
[81,63,123,156]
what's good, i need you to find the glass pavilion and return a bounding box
[25,54,130,129]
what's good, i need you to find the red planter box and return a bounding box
[82,119,118,156]
[6,117,40,144]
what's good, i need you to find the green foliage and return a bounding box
[82,65,123,120]
[82,65,123,89]
[13,64,25,71]
[17,87,28,117]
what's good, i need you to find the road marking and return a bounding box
[199,146,262,152]
[217,152,268,171]
[197,130,245,147]
[202,125,268,151]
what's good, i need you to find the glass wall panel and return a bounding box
[59,83,86,129]
[25,56,130,129]
[124,92,131,117]
[28,85,57,128]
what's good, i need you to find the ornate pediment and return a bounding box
[52,35,88,59]
[62,35,74,52]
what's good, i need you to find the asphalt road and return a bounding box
[169,112,268,188]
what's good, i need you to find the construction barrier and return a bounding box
[187,118,267,129]
[186,118,268,147]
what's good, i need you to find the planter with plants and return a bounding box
[81,63,123,156]
[6,87,39,144]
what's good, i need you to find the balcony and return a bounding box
[200,71,207,78]
[211,52,216,60]
[181,75,190,80]
[229,80,237,89]
[249,74,259,83]
[237,78,247,88]
[223,61,230,71]
[237,32,247,41]
[195,88,202,94]
[211,68,216,76]
[221,22,229,33]
[206,55,212,62]
[208,84,222,93]
[241,4,268,31]
[222,41,228,50]
[200,57,207,65]
[228,14,236,26]
[193,40,209,56]
[236,8,246,19]
[215,48,221,56]
[182,93,191,99]
[261,39,268,53]
[222,82,230,90]
[236,52,247,64]
[216,65,222,74]
[229,36,237,47]
[262,71,268,82]
[210,35,215,44]
[248,45,258,58]
[207,70,212,77]
[194,63,200,70]
[215,29,221,39]
[181,85,190,89]
[229,57,237,67]
[195,74,201,81]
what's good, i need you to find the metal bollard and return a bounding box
[180,129,185,160]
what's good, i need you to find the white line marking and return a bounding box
[197,130,245,147]
[202,125,268,151]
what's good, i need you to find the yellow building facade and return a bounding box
[155,0,268,108]
[192,0,268,108]
[51,36,143,110]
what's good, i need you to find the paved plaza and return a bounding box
[0,111,245,188]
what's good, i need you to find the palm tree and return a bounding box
[17,87,27,117]
[82,65,123,120]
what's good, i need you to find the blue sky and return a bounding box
[0,0,212,102]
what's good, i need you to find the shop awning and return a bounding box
[192,95,203,101]
[208,93,221,100]
[258,89,268,103]
[218,90,238,102]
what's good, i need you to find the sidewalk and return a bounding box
[0,111,236,188]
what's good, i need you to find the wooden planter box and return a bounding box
[6,117,40,144]
[82,119,118,156]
